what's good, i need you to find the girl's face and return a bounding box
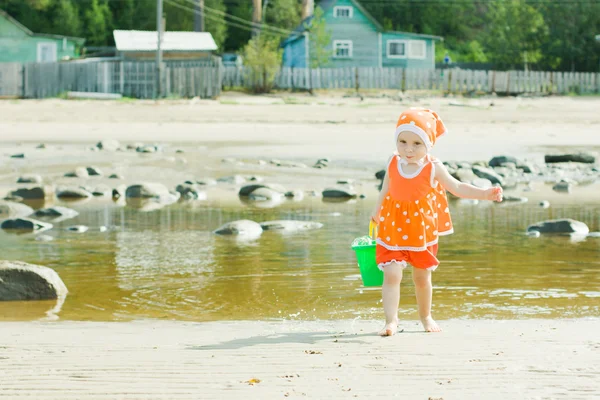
[396,131,428,163]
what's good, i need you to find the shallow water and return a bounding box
[1,195,599,322]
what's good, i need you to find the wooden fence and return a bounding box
[1,61,599,98]
[222,66,600,95]
[1,59,222,99]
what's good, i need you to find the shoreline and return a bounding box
[1,318,598,399]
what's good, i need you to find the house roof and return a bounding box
[113,30,218,52]
[0,8,85,44]
[281,0,442,46]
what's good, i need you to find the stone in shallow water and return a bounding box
[0,260,68,301]
[527,219,589,235]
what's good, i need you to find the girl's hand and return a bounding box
[370,209,380,224]
[486,186,503,202]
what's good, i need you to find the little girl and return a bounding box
[371,108,503,336]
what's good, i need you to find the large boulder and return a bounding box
[489,156,518,168]
[56,187,93,199]
[0,201,33,220]
[64,167,90,178]
[248,188,284,202]
[527,219,589,235]
[0,260,68,301]
[1,218,53,233]
[472,166,505,186]
[322,188,357,199]
[17,174,42,184]
[33,206,79,221]
[260,220,324,232]
[239,184,286,197]
[213,220,263,238]
[125,183,171,199]
[545,153,596,164]
[10,185,54,200]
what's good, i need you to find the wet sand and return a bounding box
[1,319,599,399]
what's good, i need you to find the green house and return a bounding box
[282,0,442,69]
[0,9,84,63]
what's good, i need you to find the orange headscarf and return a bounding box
[395,108,447,150]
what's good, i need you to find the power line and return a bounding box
[164,0,290,36]
[177,0,294,35]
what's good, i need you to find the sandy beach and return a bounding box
[0,319,599,399]
[1,94,599,399]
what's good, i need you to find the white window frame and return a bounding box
[408,40,427,59]
[332,40,353,59]
[333,6,353,18]
[37,42,57,63]
[386,40,408,59]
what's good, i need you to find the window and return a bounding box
[408,40,426,59]
[334,6,353,18]
[387,40,407,58]
[37,42,57,63]
[333,40,353,58]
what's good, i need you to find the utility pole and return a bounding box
[156,0,163,98]
[301,0,314,20]
[194,0,205,32]
[252,0,262,37]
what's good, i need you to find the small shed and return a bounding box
[113,30,218,61]
[0,9,84,63]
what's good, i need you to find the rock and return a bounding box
[472,165,505,186]
[10,153,25,159]
[249,188,284,202]
[197,178,217,186]
[248,176,264,183]
[545,153,596,164]
[108,174,124,180]
[36,144,46,149]
[56,187,93,199]
[17,175,42,184]
[375,170,386,180]
[322,188,357,199]
[472,178,493,190]
[259,220,324,232]
[456,162,472,170]
[175,184,206,201]
[96,139,120,151]
[552,181,572,193]
[337,179,355,185]
[213,220,263,237]
[136,145,158,153]
[112,185,127,199]
[1,218,53,233]
[313,158,329,169]
[66,225,88,233]
[277,161,308,168]
[217,175,246,185]
[454,168,478,183]
[175,149,184,154]
[33,206,79,221]
[489,156,518,168]
[64,167,89,178]
[239,184,286,197]
[86,166,103,176]
[502,196,528,203]
[285,190,304,200]
[0,260,68,301]
[517,162,536,174]
[10,186,54,200]
[125,183,171,199]
[539,201,550,208]
[0,201,33,220]
[91,186,111,197]
[527,219,589,235]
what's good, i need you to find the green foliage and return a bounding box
[242,34,283,93]
[47,0,81,37]
[306,6,331,68]
[265,0,301,30]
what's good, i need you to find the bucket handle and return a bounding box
[369,221,378,239]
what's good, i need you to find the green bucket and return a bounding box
[351,222,383,287]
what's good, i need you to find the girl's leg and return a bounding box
[379,262,404,336]
[412,267,442,332]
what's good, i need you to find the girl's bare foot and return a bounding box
[378,321,398,336]
[421,316,442,332]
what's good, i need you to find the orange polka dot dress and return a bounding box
[375,154,454,271]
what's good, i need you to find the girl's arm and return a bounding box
[370,172,390,224]
[434,161,503,202]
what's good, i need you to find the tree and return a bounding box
[242,33,283,92]
[47,0,80,37]
[164,0,228,50]
[82,0,112,46]
[305,6,330,68]
[265,0,301,31]
[109,0,136,31]
[482,0,548,70]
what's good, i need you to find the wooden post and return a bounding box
[252,0,262,37]
[446,69,451,94]
[355,67,359,94]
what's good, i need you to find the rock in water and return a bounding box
[527,219,589,235]
[0,260,68,301]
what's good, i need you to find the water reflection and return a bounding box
[0,198,598,321]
